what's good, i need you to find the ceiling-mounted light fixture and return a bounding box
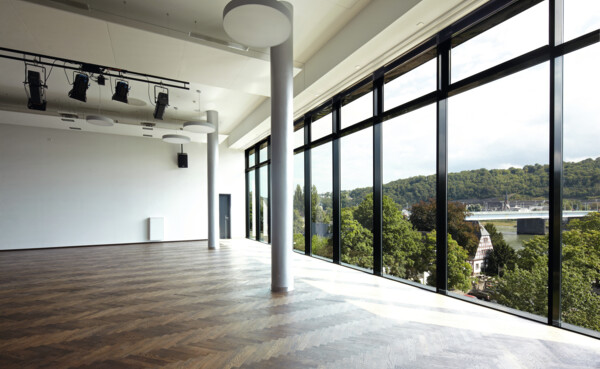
[68,73,89,102]
[183,120,215,133]
[162,134,191,144]
[153,85,168,120]
[223,0,292,48]
[96,75,105,85]
[24,66,47,111]
[112,80,129,103]
[86,115,114,126]
[183,90,215,133]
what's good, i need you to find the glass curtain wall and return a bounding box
[562,43,600,333]
[245,138,270,243]
[293,152,305,252]
[243,0,600,336]
[311,142,333,259]
[382,105,436,286]
[340,128,373,270]
[448,64,549,315]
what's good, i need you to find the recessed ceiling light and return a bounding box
[162,134,191,144]
[417,22,424,27]
[183,120,215,133]
[355,65,361,70]
[86,115,114,126]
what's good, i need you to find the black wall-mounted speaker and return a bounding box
[178,153,188,168]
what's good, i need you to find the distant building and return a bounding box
[468,224,494,275]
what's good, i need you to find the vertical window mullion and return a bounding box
[373,68,384,276]
[436,39,450,294]
[548,0,564,327]
[255,144,261,241]
[304,114,313,255]
[332,96,342,264]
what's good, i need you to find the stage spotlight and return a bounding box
[68,73,89,102]
[26,70,47,111]
[112,80,129,103]
[154,92,169,120]
[96,75,105,85]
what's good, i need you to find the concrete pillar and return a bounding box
[270,2,294,292]
[207,110,220,250]
[517,218,546,235]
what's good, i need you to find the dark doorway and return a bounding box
[219,194,231,239]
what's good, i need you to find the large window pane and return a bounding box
[564,0,600,42]
[341,91,372,130]
[340,128,373,271]
[293,153,305,252]
[452,1,547,83]
[312,113,332,142]
[384,58,436,111]
[294,126,304,149]
[259,142,268,163]
[562,43,600,333]
[448,64,549,318]
[382,105,436,287]
[259,165,269,242]
[311,143,333,259]
[248,170,256,240]
[248,149,255,168]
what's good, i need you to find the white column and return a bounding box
[207,110,220,250]
[270,2,293,292]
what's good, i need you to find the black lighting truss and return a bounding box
[245,0,600,339]
[0,46,189,91]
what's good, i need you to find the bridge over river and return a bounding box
[465,210,594,235]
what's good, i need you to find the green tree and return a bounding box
[293,185,304,213]
[340,207,373,269]
[426,232,473,292]
[489,213,600,331]
[410,199,479,256]
[353,194,430,280]
[483,223,516,276]
[312,235,332,259]
[293,232,305,252]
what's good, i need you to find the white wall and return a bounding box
[0,123,245,250]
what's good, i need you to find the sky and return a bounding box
[296,1,599,193]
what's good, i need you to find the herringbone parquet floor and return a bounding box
[1,239,599,368]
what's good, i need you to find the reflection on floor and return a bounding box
[0,239,598,368]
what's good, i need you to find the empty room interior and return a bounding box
[1,0,599,368]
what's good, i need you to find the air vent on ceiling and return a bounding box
[188,32,249,52]
[49,0,90,11]
[142,127,153,131]
[59,112,79,119]
[141,122,156,127]
[143,134,153,138]
[69,127,81,130]
[61,118,75,123]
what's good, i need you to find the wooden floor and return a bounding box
[1,240,599,368]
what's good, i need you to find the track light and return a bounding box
[25,69,47,111]
[112,80,129,103]
[153,85,169,120]
[68,73,89,102]
[154,92,169,120]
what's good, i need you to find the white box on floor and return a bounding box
[148,217,164,241]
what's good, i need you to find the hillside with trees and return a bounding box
[341,157,600,208]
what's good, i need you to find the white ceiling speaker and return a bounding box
[223,0,292,48]
[86,115,114,126]
[162,134,191,144]
[183,120,215,133]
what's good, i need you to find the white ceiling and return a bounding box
[0,0,487,146]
